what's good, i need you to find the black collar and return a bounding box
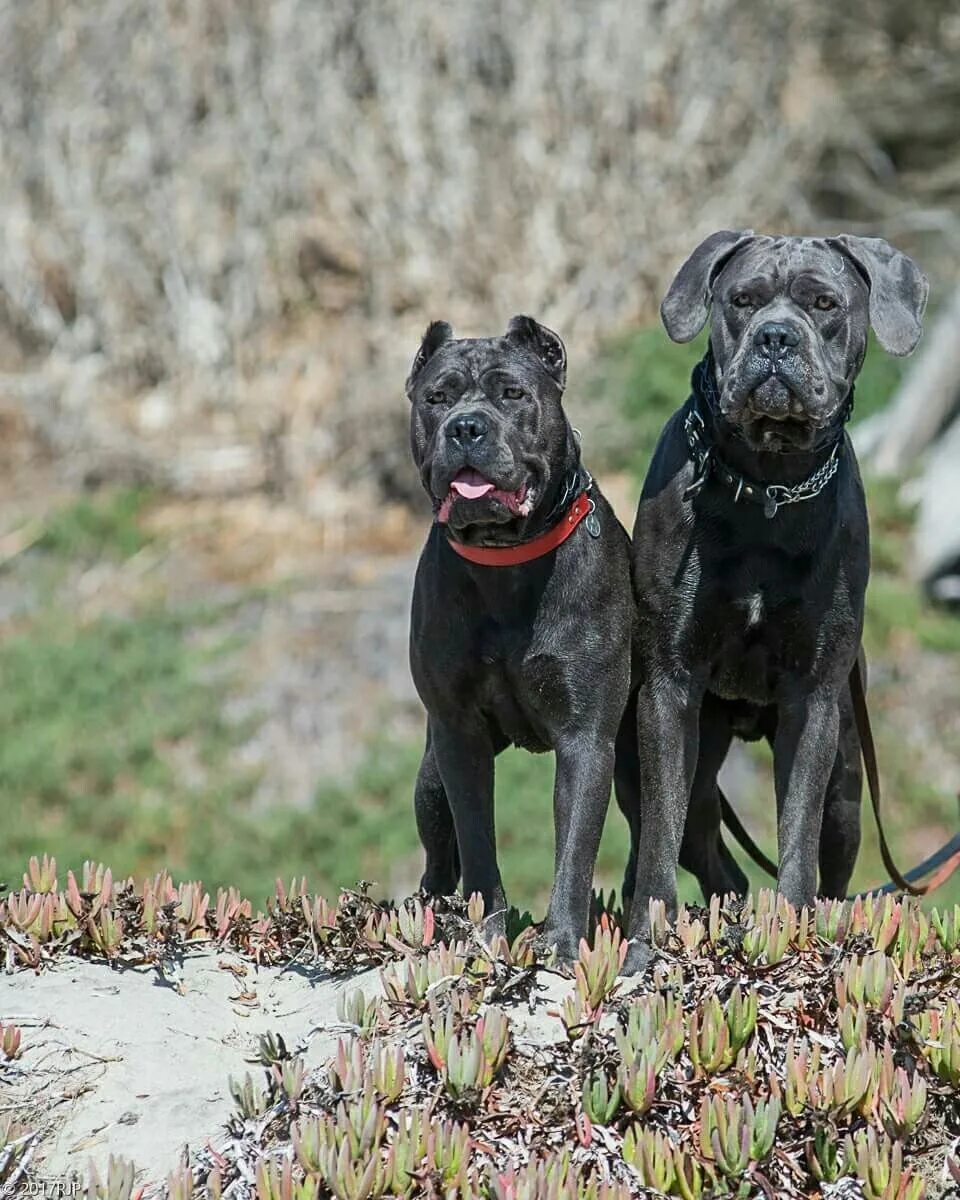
[683,349,852,519]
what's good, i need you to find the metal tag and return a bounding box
[585,512,601,538]
[763,491,778,519]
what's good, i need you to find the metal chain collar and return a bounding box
[683,406,842,519]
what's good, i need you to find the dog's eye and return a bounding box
[426,390,446,404]
[503,386,524,400]
[814,295,837,311]
[731,293,753,309]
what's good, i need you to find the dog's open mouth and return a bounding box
[437,469,531,524]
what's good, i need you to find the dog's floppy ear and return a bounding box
[660,230,756,343]
[406,321,454,394]
[827,235,928,356]
[505,315,567,388]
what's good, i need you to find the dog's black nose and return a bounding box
[754,321,801,355]
[446,411,489,445]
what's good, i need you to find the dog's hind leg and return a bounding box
[613,691,642,917]
[415,724,460,896]
[818,683,862,898]
[681,697,748,901]
[615,691,747,914]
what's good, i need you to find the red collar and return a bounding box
[444,491,593,567]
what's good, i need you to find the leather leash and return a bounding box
[848,657,960,896]
[720,659,960,898]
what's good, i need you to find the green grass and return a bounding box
[38,486,153,560]
[1,333,957,917]
[0,606,259,893]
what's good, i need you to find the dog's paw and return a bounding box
[534,924,577,967]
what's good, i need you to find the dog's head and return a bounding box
[406,316,572,537]
[661,231,928,451]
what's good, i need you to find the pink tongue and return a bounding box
[450,470,495,500]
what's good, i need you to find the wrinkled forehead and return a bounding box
[417,338,540,385]
[717,237,867,301]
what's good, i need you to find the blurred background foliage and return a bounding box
[1,0,958,911]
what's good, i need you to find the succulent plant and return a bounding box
[837,953,896,1013]
[674,906,706,953]
[368,1039,405,1102]
[330,1036,366,1094]
[166,1164,197,1200]
[273,1056,307,1106]
[488,924,541,969]
[931,904,960,954]
[337,987,382,1037]
[742,891,796,965]
[214,886,251,941]
[809,1044,877,1117]
[815,897,850,943]
[725,984,759,1054]
[466,891,486,925]
[255,1157,319,1200]
[574,916,628,1012]
[175,881,210,939]
[554,987,596,1041]
[387,896,436,953]
[378,1108,428,1197]
[490,1153,632,1200]
[917,998,960,1086]
[689,994,732,1075]
[868,894,902,955]
[422,994,458,1070]
[844,1127,925,1200]
[805,1124,843,1183]
[707,894,726,945]
[380,941,469,1008]
[229,1071,272,1119]
[581,1069,621,1125]
[443,1027,490,1102]
[84,1155,143,1200]
[617,1046,657,1116]
[477,1006,510,1074]
[301,893,338,950]
[258,1030,291,1067]
[0,1021,22,1060]
[426,1118,471,1187]
[782,1038,822,1115]
[23,853,58,894]
[839,1002,870,1052]
[648,898,669,948]
[699,1092,780,1176]
[622,1127,708,1199]
[880,1065,927,1139]
[617,991,684,1071]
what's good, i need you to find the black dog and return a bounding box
[621,232,928,971]
[406,316,636,958]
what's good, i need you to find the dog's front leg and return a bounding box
[774,690,840,908]
[624,674,702,974]
[429,717,506,940]
[543,730,616,961]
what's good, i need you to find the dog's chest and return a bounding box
[474,622,571,752]
[698,560,815,704]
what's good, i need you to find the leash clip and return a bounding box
[584,497,600,538]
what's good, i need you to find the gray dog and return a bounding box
[406,316,636,959]
[621,232,928,972]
